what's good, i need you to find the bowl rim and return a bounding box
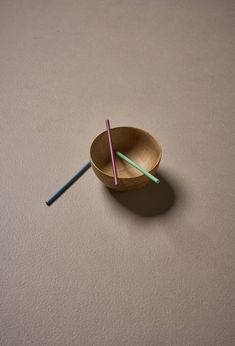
[90,126,162,180]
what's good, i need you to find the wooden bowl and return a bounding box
[90,126,162,191]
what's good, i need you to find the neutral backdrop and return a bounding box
[1,1,235,345]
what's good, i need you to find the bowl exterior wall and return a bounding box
[91,161,160,191]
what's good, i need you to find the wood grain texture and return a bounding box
[90,127,162,190]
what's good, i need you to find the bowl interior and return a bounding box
[90,127,161,179]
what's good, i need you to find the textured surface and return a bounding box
[1,1,235,345]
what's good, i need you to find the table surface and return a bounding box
[1,1,235,345]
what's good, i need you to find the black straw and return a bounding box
[46,161,91,206]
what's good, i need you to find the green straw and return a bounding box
[115,151,160,184]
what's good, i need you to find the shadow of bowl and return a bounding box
[106,173,176,217]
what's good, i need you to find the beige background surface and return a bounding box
[1,1,235,345]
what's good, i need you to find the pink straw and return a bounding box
[105,120,118,186]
